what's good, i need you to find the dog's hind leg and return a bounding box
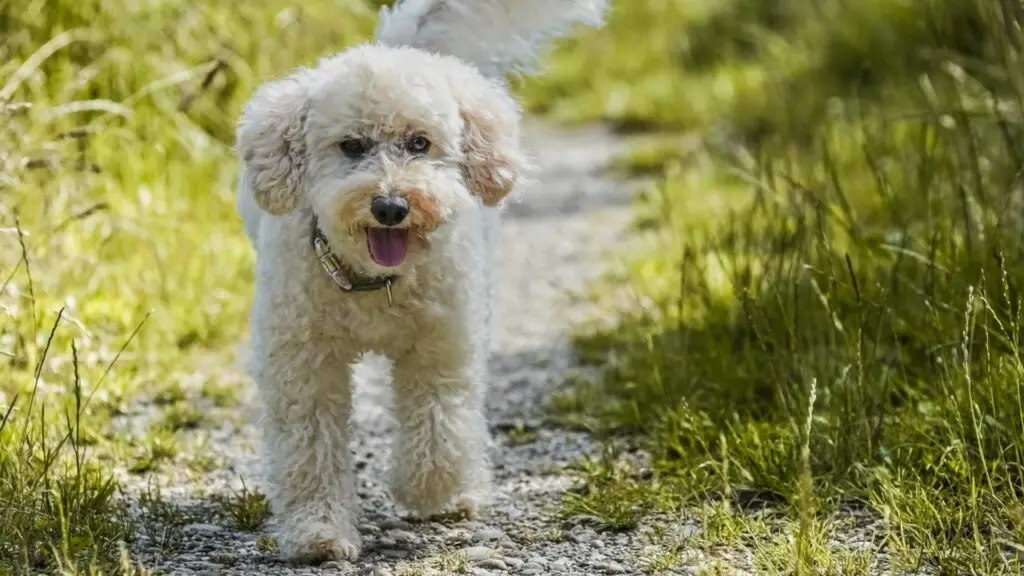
[388,329,493,519]
[257,340,362,563]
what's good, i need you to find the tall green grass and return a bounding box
[8,0,1023,572]
[1,1,374,572]
[532,0,1024,572]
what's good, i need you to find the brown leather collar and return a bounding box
[310,214,398,303]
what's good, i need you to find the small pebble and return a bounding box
[592,538,605,548]
[358,523,382,535]
[380,548,410,559]
[445,529,473,545]
[550,557,571,572]
[208,552,235,565]
[389,530,419,544]
[477,558,508,570]
[504,557,525,569]
[183,523,222,535]
[371,569,393,576]
[473,527,505,542]
[596,561,627,574]
[464,546,496,562]
[569,526,599,543]
[380,518,412,530]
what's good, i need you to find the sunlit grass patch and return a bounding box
[0,311,137,573]
[128,428,179,475]
[200,378,241,408]
[156,401,207,433]
[1,0,376,571]
[540,0,1024,572]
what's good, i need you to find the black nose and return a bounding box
[370,196,409,227]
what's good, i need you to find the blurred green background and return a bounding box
[3,0,1024,573]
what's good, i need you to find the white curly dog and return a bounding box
[234,0,608,564]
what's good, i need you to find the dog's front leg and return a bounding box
[389,339,493,519]
[258,341,362,563]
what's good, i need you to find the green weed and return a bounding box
[215,479,271,532]
[136,481,187,557]
[156,402,206,432]
[200,378,240,408]
[0,311,137,573]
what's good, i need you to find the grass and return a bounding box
[135,481,187,557]
[8,0,1023,573]
[1,0,376,572]
[215,479,272,532]
[526,0,1024,573]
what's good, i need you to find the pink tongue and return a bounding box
[367,228,409,267]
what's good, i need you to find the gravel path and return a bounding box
[124,121,674,576]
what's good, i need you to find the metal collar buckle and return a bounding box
[310,215,397,306]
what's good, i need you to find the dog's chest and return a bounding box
[319,285,442,355]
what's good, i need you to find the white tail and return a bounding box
[374,0,609,77]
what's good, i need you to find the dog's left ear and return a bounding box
[457,80,531,207]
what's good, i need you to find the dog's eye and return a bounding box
[407,135,431,155]
[340,138,369,159]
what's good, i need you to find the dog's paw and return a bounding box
[291,537,360,564]
[390,459,462,518]
[279,522,362,564]
[392,461,495,520]
[391,477,452,518]
[457,495,481,520]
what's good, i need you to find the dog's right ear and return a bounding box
[235,71,312,215]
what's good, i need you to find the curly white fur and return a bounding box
[235,0,606,564]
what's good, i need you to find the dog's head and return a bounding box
[236,45,530,273]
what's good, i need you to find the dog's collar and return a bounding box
[310,214,398,306]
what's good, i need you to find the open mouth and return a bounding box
[366,227,409,267]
